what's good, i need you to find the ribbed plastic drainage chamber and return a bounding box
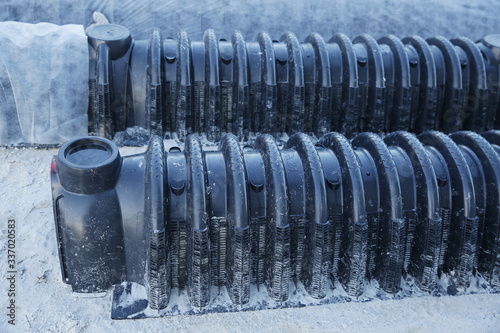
[87,24,500,144]
[51,129,500,318]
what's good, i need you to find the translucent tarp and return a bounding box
[0,22,88,145]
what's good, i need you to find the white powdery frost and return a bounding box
[0,22,88,145]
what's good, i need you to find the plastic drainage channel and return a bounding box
[51,130,500,318]
[87,24,500,144]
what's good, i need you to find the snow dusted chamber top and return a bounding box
[86,24,500,144]
[1,21,500,145]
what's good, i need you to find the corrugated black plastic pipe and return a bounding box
[87,25,500,142]
[51,129,500,317]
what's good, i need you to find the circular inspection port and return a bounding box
[87,24,132,60]
[483,34,500,48]
[87,24,130,42]
[483,34,500,58]
[63,138,116,168]
[57,137,121,194]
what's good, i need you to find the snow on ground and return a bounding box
[0,146,499,332]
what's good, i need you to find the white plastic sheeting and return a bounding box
[1,0,500,41]
[0,22,88,144]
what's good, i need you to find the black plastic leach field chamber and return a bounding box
[48,23,500,318]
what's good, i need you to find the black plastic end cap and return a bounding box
[87,24,133,60]
[56,136,122,194]
[482,34,500,58]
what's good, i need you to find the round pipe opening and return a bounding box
[61,137,118,169]
[57,137,121,194]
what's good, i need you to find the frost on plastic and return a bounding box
[0,22,88,145]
